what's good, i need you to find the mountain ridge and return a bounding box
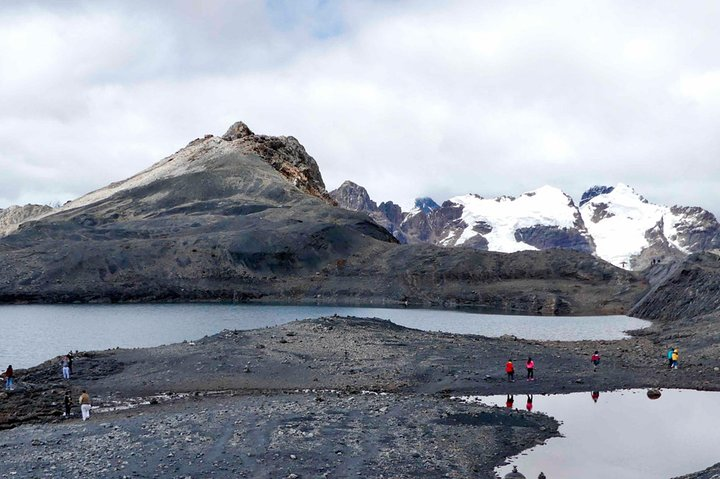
[331,181,720,270]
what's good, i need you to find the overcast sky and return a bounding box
[1,0,719,216]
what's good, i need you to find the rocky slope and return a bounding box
[0,204,53,237]
[630,251,720,321]
[0,122,643,314]
[331,182,720,270]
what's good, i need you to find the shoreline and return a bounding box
[1,315,719,478]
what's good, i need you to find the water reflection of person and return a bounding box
[506,394,514,408]
[591,391,600,403]
[526,394,533,412]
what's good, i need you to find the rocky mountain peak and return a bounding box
[221,122,333,204]
[414,197,440,214]
[222,121,255,140]
[329,181,377,212]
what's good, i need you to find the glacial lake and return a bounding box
[471,389,720,479]
[0,304,650,369]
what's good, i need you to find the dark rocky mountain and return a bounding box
[0,122,643,314]
[579,185,615,207]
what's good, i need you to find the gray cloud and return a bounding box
[1,0,719,217]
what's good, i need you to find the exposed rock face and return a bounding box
[222,121,333,204]
[631,252,720,320]
[329,181,377,212]
[579,185,615,207]
[0,122,642,314]
[0,204,54,237]
[514,225,594,253]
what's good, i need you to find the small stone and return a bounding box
[290,454,297,460]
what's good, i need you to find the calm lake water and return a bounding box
[471,389,720,479]
[0,304,650,369]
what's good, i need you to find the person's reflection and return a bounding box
[506,394,514,409]
[526,394,533,412]
[591,391,600,403]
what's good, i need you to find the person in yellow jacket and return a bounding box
[671,349,679,369]
[79,390,91,421]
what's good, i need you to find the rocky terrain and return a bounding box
[0,123,645,315]
[0,203,53,237]
[331,181,720,270]
[1,313,719,478]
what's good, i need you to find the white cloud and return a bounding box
[0,0,719,219]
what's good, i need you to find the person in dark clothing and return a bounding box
[67,352,73,374]
[3,365,14,391]
[63,391,72,417]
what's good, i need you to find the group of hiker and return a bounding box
[504,346,681,384]
[2,351,93,421]
[505,357,536,382]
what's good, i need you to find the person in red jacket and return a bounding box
[591,350,601,371]
[505,359,515,382]
[3,365,14,391]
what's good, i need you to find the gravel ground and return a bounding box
[1,315,719,478]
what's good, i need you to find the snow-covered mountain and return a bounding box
[580,184,720,269]
[331,181,720,270]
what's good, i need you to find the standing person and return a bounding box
[671,349,679,369]
[526,394,533,412]
[63,391,72,417]
[3,365,13,391]
[61,356,71,380]
[667,347,674,369]
[505,359,515,382]
[67,352,73,375]
[591,351,601,371]
[526,357,535,381]
[79,390,91,421]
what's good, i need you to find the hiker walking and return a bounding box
[667,347,674,369]
[591,350,601,371]
[671,348,679,369]
[79,390,91,421]
[67,352,73,375]
[506,359,515,382]
[61,356,71,380]
[526,357,535,381]
[3,365,14,391]
[63,391,72,417]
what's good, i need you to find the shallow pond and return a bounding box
[0,304,650,368]
[469,389,720,479]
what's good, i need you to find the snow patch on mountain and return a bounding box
[450,185,581,252]
[579,183,687,268]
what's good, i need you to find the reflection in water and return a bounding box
[468,389,720,479]
[506,395,514,408]
[526,395,534,412]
